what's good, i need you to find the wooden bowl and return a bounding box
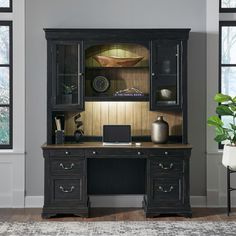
[93,55,144,67]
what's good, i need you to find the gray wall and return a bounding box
[26,0,206,196]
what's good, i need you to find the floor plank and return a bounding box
[0,208,236,222]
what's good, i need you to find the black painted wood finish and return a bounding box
[42,149,89,218]
[42,146,191,218]
[43,29,192,218]
[144,148,192,217]
[45,28,190,144]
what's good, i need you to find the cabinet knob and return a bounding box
[151,72,155,76]
[92,151,97,155]
[137,151,141,155]
[65,151,69,155]
[164,151,168,155]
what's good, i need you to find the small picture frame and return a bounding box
[220,0,236,13]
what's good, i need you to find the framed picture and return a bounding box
[0,0,12,12]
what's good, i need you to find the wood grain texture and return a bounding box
[85,44,149,68]
[92,102,101,136]
[84,102,93,135]
[85,68,149,96]
[42,142,192,149]
[85,43,149,97]
[64,102,183,136]
[108,102,117,125]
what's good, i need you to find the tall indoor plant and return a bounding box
[208,93,236,169]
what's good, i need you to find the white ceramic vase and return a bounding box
[222,145,236,170]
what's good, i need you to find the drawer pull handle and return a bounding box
[59,186,75,193]
[159,163,173,170]
[158,186,174,193]
[59,163,74,170]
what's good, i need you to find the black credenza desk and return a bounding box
[41,142,192,218]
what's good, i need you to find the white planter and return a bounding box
[222,145,236,170]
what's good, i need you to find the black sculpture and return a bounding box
[74,113,84,142]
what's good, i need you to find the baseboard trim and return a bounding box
[190,196,207,207]
[25,195,207,208]
[25,196,43,208]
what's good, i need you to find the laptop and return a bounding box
[103,125,132,146]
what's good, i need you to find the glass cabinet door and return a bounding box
[52,42,84,110]
[150,40,182,110]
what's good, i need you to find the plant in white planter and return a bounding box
[208,93,236,170]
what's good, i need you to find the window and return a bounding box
[0,21,12,148]
[219,21,236,147]
[0,0,12,12]
[220,0,236,12]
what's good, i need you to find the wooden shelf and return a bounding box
[85,95,149,102]
[86,66,149,70]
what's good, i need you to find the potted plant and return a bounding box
[62,84,76,104]
[207,93,236,169]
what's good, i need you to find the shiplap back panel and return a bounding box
[65,102,182,136]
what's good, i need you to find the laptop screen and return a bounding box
[103,125,131,143]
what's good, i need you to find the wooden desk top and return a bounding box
[42,142,192,149]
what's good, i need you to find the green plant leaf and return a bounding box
[230,123,236,130]
[215,126,224,135]
[216,105,233,116]
[207,115,223,127]
[229,104,236,112]
[233,96,236,103]
[214,93,232,103]
[214,134,228,143]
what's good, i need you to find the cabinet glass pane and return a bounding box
[221,67,236,96]
[221,0,236,8]
[0,107,9,144]
[157,46,177,75]
[154,86,177,105]
[0,0,10,8]
[222,26,236,64]
[56,44,79,105]
[154,44,179,105]
[0,67,9,104]
[0,26,9,64]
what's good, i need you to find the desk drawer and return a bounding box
[150,176,183,205]
[147,149,187,157]
[53,178,84,201]
[49,149,84,157]
[86,148,144,157]
[50,158,85,176]
[149,158,183,174]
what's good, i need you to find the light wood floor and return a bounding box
[0,208,236,222]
